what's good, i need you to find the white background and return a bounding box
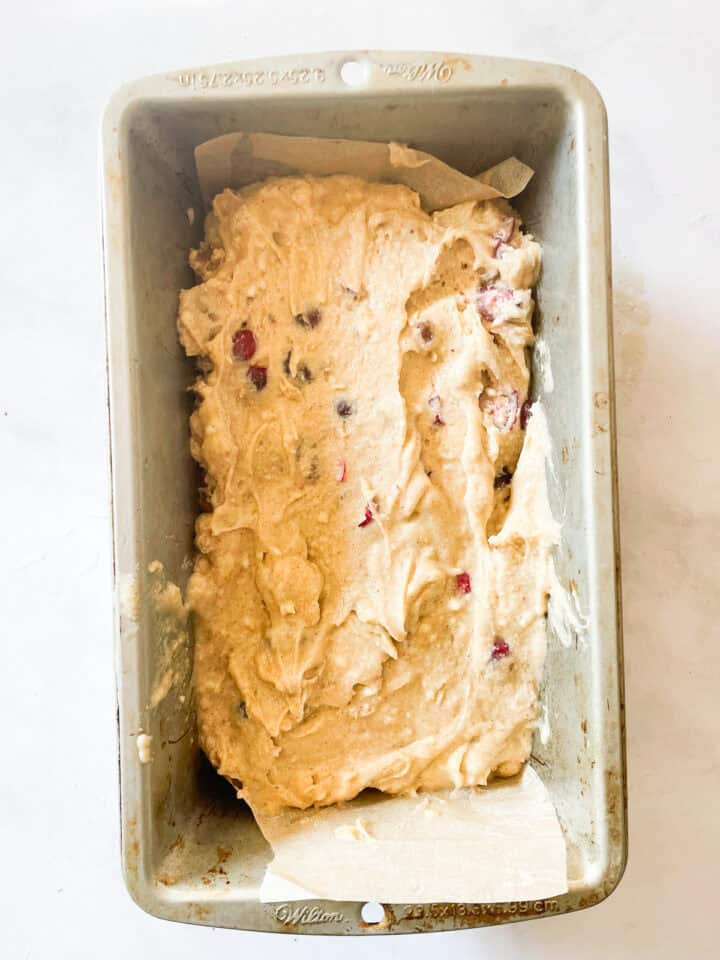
[2,1,718,957]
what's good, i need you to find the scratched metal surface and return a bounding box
[102,50,626,935]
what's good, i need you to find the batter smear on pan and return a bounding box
[178,175,558,813]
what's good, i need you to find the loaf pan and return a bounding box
[101,50,626,934]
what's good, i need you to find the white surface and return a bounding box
[1,0,718,956]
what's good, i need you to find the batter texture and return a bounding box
[178,175,556,813]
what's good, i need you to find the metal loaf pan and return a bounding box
[102,50,626,935]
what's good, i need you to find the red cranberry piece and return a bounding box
[247,365,267,391]
[358,505,374,527]
[491,638,510,660]
[476,283,514,326]
[520,400,533,430]
[456,572,472,594]
[232,328,257,361]
[479,388,519,433]
[336,459,347,483]
[295,307,322,329]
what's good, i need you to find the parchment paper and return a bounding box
[257,767,566,904]
[191,132,567,904]
[194,132,533,212]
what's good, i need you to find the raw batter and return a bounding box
[177,175,556,813]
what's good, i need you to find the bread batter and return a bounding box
[177,175,556,813]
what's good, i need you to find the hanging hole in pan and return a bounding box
[361,901,385,924]
[340,59,370,87]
